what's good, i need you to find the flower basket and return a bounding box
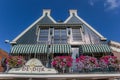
[6,56,25,68]
[99,55,119,71]
[76,55,99,72]
[51,56,73,73]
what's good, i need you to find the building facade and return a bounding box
[0,49,8,72]
[109,41,120,61]
[10,9,111,60]
[1,9,120,80]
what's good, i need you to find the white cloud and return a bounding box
[104,0,120,10]
[88,0,120,10]
[88,0,99,6]
[89,0,95,6]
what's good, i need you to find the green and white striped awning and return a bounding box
[80,44,111,53]
[11,44,48,54]
[50,44,71,54]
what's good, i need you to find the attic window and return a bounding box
[45,13,48,16]
[58,20,63,23]
[72,13,75,16]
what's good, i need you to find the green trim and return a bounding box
[11,44,48,54]
[50,44,71,54]
[80,44,111,54]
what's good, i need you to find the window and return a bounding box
[54,29,67,44]
[72,28,82,41]
[38,29,49,43]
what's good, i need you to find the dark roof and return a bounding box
[16,15,55,44]
[37,15,54,24]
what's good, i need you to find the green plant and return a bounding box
[6,56,25,68]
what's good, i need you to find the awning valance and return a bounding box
[11,44,48,54]
[80,44,111,53]
[50,44,71,54]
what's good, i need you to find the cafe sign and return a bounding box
[8,58,58,74]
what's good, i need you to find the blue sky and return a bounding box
[0,0,120,52]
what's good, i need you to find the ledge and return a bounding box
[0,73,120,79]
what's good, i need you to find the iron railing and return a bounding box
[46,59,120,74]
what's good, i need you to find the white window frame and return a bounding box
[71,28,83,42]
[53,28,67,44]
[49,28,54,44]
[37,28,50,43]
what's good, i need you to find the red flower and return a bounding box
[51,56,73,69]
[6,56,25,68]
[67,61,72,67]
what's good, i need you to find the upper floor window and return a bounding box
[37,27,82,44]
[54,29,67,44]
[72,28,82,41]
[38,29,49,43]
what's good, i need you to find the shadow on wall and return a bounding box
[0,49,8,72]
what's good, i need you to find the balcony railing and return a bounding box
[46,59,120,74]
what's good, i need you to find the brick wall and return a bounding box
[0,49,8,72]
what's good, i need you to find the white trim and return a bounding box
[10,41,16,44]
[0,73,120,78]
[43,9,56,23]
[110,41,120,47]
[37,28,50,44]
[37,28,40,42]
[71,28,83,42]
[64,9,106,40]
[11,9,56,43]
[80,28,84,42]
[36,25,39,36]
[48,28,51,43]
[110,46,120,52]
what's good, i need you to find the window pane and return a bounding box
[54,29,60,40]
[54,29,67,44]
[39,29,48,42]
[61,29,67,39]
[40,30,48,35]
[72,28,82,41]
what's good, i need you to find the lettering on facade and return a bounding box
[8,58,58,74]
[22,65,45,72]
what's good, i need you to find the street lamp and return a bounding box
[5,40,10,43]
[4,39,11,55]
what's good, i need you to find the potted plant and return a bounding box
[6,56,25,68]
[99,55,119,71]
[76,55,99,72]
[51,56,73,73]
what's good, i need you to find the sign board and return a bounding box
[8,58,58,74]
